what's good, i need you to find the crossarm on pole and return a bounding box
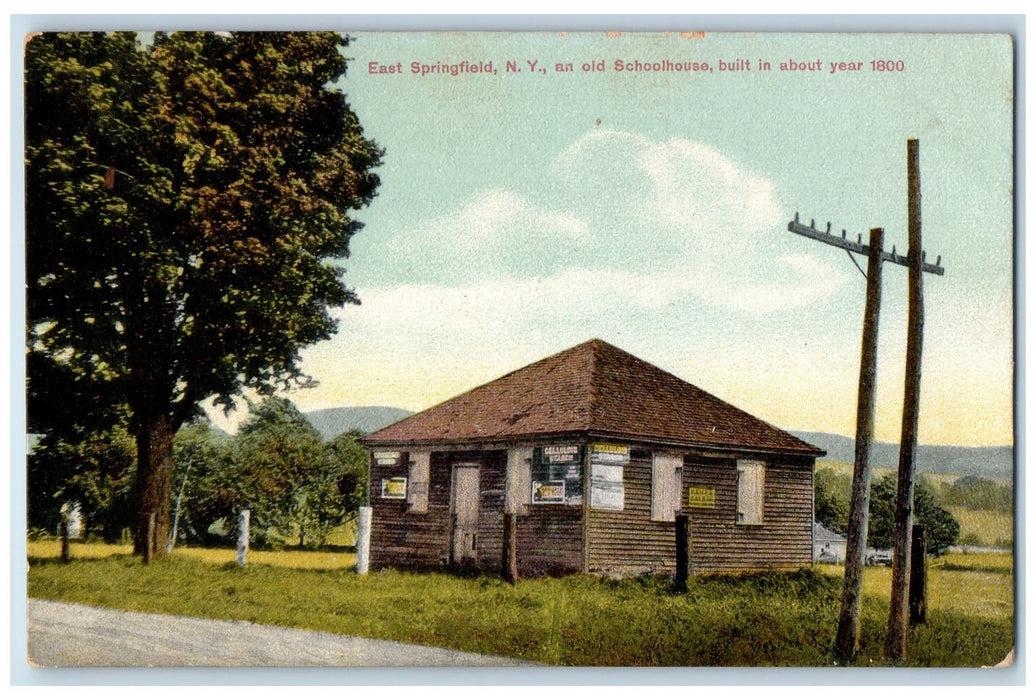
[788,213,945,276]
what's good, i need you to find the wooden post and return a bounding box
[59,516,70,563]
[886,138,926,662]
[356,505,372,574]
[675,513,690,593]
[909,524,927,625]
[143,511,156,565]
[502,512,518,583]
[834,226,885,663]
[236,509,250,567]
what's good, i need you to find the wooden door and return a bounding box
[451,465,480,564]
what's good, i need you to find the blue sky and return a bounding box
[218,31,1013,447]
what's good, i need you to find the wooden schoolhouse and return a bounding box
[362,339,824,578]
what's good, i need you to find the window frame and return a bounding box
[736,460,765,526]
[407,451,430,513]
[651,452,683,522]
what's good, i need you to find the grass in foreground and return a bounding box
[27,544,1013,667]
[26,540,357,570]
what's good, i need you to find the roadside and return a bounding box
[26,599,536,667]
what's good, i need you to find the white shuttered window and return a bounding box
[505,447,533,515]
[651,453,683,522]
[736,460,765,525]
[408,451,430,513]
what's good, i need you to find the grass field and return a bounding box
[26,540,359,570]
[948,508,1014,548]
[26,542,1013,667]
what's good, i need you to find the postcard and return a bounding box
[22,27,1015,674]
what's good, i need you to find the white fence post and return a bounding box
[356,506,372,575]
[236,509,250,567]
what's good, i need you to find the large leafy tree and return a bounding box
[26,31,381,558]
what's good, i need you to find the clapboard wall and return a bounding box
[369,450,445,570]
[586,450,814,576]
[370,444,813,576]
[683,454,814,573]
[587,450,676,575]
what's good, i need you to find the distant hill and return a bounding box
[299,411,1014,481]
[791,431,1014,482]
[304,406,414,440]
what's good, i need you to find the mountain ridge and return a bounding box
[789,430,1013,482]
[304,405,414,439]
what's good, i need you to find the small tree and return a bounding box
[234,397,337,547]
[868,473,960,555]
[814,466,850,534]
[169,420,237,546]
[28,421,137,541]
[324,430,369,514]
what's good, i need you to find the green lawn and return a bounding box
[26,542,1013,667]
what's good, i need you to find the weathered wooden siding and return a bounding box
[474,450,507,572]
[587,451,676,575]
[370,450,511,572]
[370,443,813,577]
[587,450,814,575]
[516,505,584,576]
[683,455,814,573]
[370,450,446,570]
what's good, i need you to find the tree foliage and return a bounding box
[867,473,960,555]
[939,475,1013,513]
[169,420,237,546]
[168,398,369,548]
[323,429,370,520]
[28,419,137,541]
[25,31,381,557]
[235,397,329,546]
[813,467,851,534]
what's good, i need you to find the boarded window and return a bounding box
[505,447,533,515]
[408,451,430,513]
[736,460,765,525]
[651,453,683,522]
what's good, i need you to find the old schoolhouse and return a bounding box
[362,339,824,578]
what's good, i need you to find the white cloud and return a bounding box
[635,137,783,238]
[389,189,592,285]
[378,129,847,316]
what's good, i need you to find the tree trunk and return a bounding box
[133,412,175,559]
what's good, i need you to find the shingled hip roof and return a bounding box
[363,339,823,456]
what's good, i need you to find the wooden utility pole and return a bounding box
[833,226,885,661]
[787,168,944,661]
[885,138,926,661]
[60,516,70,563]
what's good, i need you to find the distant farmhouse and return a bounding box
[813,521,847,563]
[362,339,824,578]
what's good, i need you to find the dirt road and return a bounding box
[26,599,535,667]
